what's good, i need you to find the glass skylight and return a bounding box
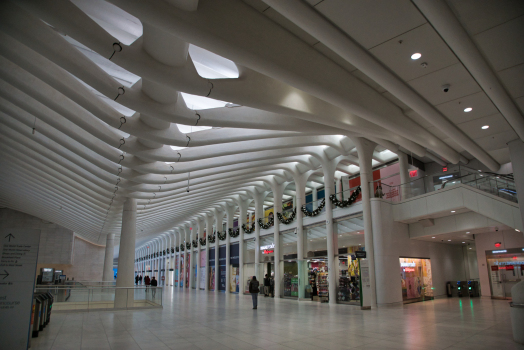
[180,93,229,110]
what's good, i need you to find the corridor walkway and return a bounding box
[30,287,521,350]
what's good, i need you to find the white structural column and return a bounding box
[322,158,338,305]
[165,234,171,286]
[509,140,524,231]
[398,151,410,200]
[336,177,343,200]
[214,209,224,292]
[312,187,318,209]
[205,214,213,291]
[178,230,183,288]
[236,197,249,295]
[196,218,204,290]
[115,197,137,308]
[270,180,285,298]
[253,189,266,280]
[102,233,115,282]
[184,226,191,288]
[293,170,309,299]
[189,225,195,289]
[355,138,378,308]
[225,203,236,294]
[171,231,176,286]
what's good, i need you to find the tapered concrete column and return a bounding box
[355,138,378,308]
[188,223,196,289]
[322,159,338,305]
[253,189,266,280]
[509,139,524,231]
[184,226,191,289]
[214,209,224,292]
[205,214,213,291]
[336,177,343,200]
[270,180,285,298]
[312,187,318,208]
[170,232,176,286]
[398,151,410,200]
[115,197,137,308]
[102,233,115,282]
[236,197,249,295]
[225,203,237,293]
[196,219,203,290]
[177,230,183,288]
[293,171,309,299]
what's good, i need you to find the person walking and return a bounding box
[151,276,158,298]
[144,275,151,292]
[249,276,260,309]
[135,275,139,285]
[263,274,270,297]
[139,275,143,285]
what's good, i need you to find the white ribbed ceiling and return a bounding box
[0,0,521,248]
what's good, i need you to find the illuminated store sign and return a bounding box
[492,250,507,254]
[439,175,454,180]
[260,243,275,250]
[493,260,524,266]
[403,268,415,272]
[262,249,274,255]
[400,262,416,267]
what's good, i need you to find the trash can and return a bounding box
[510,281,524,344]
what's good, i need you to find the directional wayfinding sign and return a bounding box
[0,228,41,350]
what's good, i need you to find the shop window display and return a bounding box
[399,258,433,302]
[337,248,363,303]
[308,259,328,302]
[283,261,298,297]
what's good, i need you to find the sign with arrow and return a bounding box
[0,228,41,350]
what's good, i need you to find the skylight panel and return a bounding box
[180,93,229,110]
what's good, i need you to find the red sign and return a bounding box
[404,268,415,272]
[442,167,448,172]
[506,265,514,270]
[262,249,274,255]
[495,242,502,248]
[491,266,498,271]
[162,276,165,280]
[409,170,418,178]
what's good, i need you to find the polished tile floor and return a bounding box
[30,287,522,350]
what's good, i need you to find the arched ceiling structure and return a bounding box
[0,0,522,248]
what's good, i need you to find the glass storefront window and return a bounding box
[280,230,297,298]
[487,249,524,299]
[335,216,365,304]
[399,258,433,302]
[305,223,327,301]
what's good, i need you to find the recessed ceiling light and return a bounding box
[466,232,470,234]
[451,211,456,213]
[464,107,473,112]
[469,248,472,250]
[359,244,362,246]
[432,237,435,239]
[462,242,465,243]
[411,53,422,60]
[516,229,520,232]
[448,240,451,241]
[482,125,489,129]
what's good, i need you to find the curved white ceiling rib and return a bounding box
[0,0,515,247]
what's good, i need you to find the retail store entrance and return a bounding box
[399,257,434,303]
[487,248,524,299]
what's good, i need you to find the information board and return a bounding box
[0,228,41,350]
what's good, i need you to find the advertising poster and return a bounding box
[200,250,206,289]
[180,254,184,287]
[175,257,179,284]
[209,247,215,291]
[186,253,190,288]
[219,245,226,291]
[230,243,240,293]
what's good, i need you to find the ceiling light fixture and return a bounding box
[482,125,489,129]
[451,211,456,213]
[411,53,422,60]
[466,232,470,234]
[462,242,465,243]
[448,240,451,241]
[432,237,435,239]
[464,107,473,112]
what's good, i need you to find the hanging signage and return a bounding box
[492,250,507,254]
[409,170,418,178]
[260,243,275,250]
[355,251,366,259]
